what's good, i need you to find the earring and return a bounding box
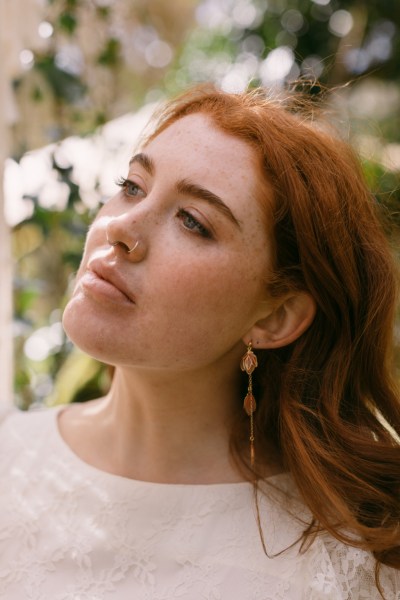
[240,341,258,468]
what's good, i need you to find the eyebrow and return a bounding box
[176,179,241,229]
[129,152,155,175]
[129,152,241,230]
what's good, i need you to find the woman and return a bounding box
[0,85,399,599]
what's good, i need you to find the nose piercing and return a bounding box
[107,234,139,254]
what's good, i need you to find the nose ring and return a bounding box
[107,234,139,254]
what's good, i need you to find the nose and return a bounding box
[105,217,146,262]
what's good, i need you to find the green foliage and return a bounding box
[35,55,86,103]
[13,144,95,407]
[58,11,78,34]
[362,158,400,234]
[169,0,400,90]
[97,38,121,67]
[56,0,80,34]
[46,349,110,407]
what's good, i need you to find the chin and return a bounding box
[62,297,141,367]
[62,298,108,362]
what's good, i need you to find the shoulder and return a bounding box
[306,531,400,599]
[0,403,60,431]
[0,404,62,465]
[258,478,399,598]
[0,403,15,425]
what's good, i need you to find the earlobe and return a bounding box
[244,292,317,350]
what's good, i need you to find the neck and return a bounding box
[66,357,248,484]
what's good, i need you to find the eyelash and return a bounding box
[116,176,213,240]
[176,208,212,239]
[116,176,141,197]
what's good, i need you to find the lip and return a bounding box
[80,261,136,305]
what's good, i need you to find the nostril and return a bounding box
[106,233,143,259]
[114,240,131,254]
[106,234,133,253]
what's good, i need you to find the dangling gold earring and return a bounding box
[240,341,258,469]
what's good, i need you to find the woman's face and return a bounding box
[63,113,274,371]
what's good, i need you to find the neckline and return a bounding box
[47,403,290,491]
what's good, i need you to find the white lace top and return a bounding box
[0,407,398,600]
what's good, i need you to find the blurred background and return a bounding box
[1,0,399,409]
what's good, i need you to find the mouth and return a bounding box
[80,264,135,305]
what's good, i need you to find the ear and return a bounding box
[243,292,316,350]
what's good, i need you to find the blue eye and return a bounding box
[177,208,212,239]
[116,177,142,198]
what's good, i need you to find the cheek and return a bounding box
[149,254,264,327]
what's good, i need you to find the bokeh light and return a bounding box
[329,10,354,37]
[38,21,54,39]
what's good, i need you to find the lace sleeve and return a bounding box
[322,535,400,600]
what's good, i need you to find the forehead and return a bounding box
[144,113,260,191]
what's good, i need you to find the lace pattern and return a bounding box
[0,407,398,599]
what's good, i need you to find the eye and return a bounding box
[116,176,144,198]
[176,208,213,239]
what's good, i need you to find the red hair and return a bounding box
[146,85,400,575]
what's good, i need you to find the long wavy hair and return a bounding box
[145,85,400,575]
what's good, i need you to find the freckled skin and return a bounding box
[63,114,273,372]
